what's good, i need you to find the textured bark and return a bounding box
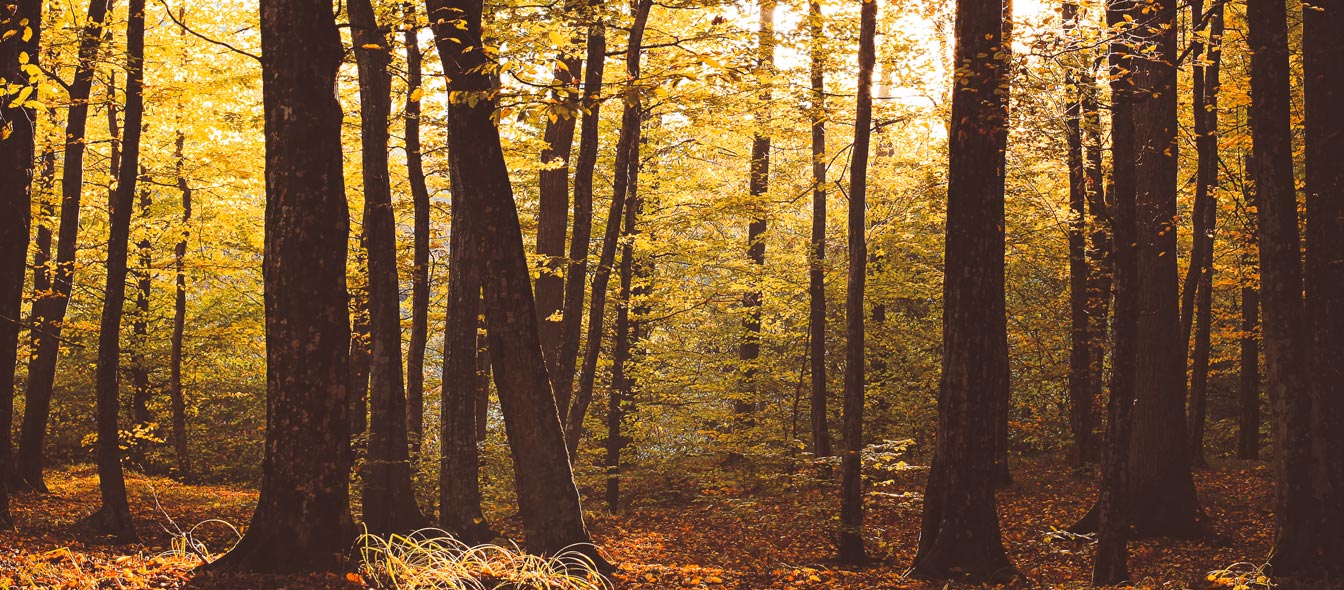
[1237,286,1260,460]
[836,0,874,565]
[86,0,145,541]
[806,0,831,461]
[1301,0,1344,571]
[554,6,607,418]
[909,0,1015,579]
[1062,0,1091,471]
[990,0,1014,489]
[208,0,354,570]
[404,12,430,459]
[737,0,774,419]
[606,133,642,513]
[428,0,604,563]
[170,132,191,478]
[16,0,114,494]
[348,268,371,443]
[350,0,425,536]
[0,0,42,528]
[565,0,653,458]
[1250,0,1328,574]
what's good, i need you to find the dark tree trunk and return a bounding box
[1082,61,1110,467]
[476,327,490,440]
[350,0,426,536]
[1301,0,1344,570]
[170,132,191,478]
[554,5,607,418]
[0,0,42,528]
[1063,0,1091,471]
[836,0,874,565]
[348,269,371,444]
[405,11,430,459]
[564,0,653,459]
[208,0,355,571]
[807,0,831,461]
[989,0,1015,489]
[1183,0,1223,469]
[737,0,773,421]
[16,0,114,494]
[86,0,146,541]
[128,177,153,470]
[427,0,605,564]
[1237,286,1260,460]
[606,129,643,513]
[1250,0,1328,574]
[909,0,1016,580]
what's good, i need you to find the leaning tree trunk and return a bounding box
[1250,0,1327,575]
[350,0,426,536]
[208,0,355,571]
[564,0,653,459]
[427,0,606,564]
[86,0,146,542]
[16,0,114,494]
[170,132,191,478]
[836,0,874,565]
[909,0,1016,580]
[0,0,42,528]
[1301,0,1344,570]
[404,10,431,459]
[806,0,831,461]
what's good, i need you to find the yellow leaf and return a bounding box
[409,87,423,102]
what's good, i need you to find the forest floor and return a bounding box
[0,457,1277,589]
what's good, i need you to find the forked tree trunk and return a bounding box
[836,0,874,564]
[909,0,1016,580]
[208,0,355,571]
[17,0,115,494]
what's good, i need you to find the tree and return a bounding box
[404,4,431,458]
[1062,0,1092,471]
[736,0,774,421]
[350,0,425,536]
[0,0,42,529]
[84,0,146,541]
[836,0,875,565]
[1250,0,1329,574]
[909,0,1016,578]
[427,0,606,563]
[606,110,645,512]
[1237,286,1259,460]
[806,0,831,461]
[16,0,114,493]
[208,0,355,571]
[169,131,191,478]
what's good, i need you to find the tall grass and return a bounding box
[356,529,611,590]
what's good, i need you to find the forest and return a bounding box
[0,0,1342,586]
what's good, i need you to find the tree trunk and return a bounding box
[129,176,153,470]
[1082,58,1110,468]
[1301,0,1344,570]
[86,0,146,542]
[1062,0,1091,471]
[1250,0,1327,574]
[736,0,774,422]
[1237,286,1260,460]
[170,132,191,478]
[348,268,371,445]
[428,0,605,564]
[989,0,1015,489]
[350,0,425,536]
[806,0,831,461]
[554,4,607,418]
[836,0,874,565]
[0,0,42,528]
[909,0,1016,579]
[208,0,355,570]
[606,129,643,513]
[405,7,431,458]
[16,0,115,494]
[564,0,653,459]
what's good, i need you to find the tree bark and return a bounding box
[736,0,774,422]
[427,0,605,564]
[0,0,42,528]
[909,0,1016,579]
[348,266,371,445]
[405,6,431,459]
[1082,60,1110,468]
[1237,286,1259,460]
[1250,0,1328,574]
[836,0,874,565]
[86,0,146,542]
[129,174,153,469]
[170,132,191,478]
[1062,0,1091,471]
[208,0,355,571]
[806,0,831,461]
[16,0,115,494]
[606,128,643,513]
[564,0,653,459]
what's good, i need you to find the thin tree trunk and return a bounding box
[428,0,605,563]
[1063,0,1091,471]
[17,0,115,494]
[208,0,355,571]
[737,0,774,422]
[170,132,191,478]
[1249,0,1325,574]
[129,175,153,469]
[348,267,371,444]
[87,0,146,541]
[1082,59,1110,468]
[0,0,42,528]
[909,0,1016,579]
[404,5,431,458]
[564,0,653,459]
[806,0,831,461]
[836,0,874,565]
[606,133,643,513]
[350,0,426,536]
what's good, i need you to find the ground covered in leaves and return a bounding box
[0,458,1276,589]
